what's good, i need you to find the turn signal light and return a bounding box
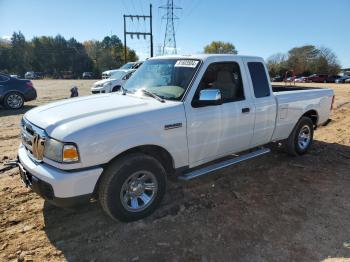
[63,145,79,162]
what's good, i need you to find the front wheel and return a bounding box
[285,117,314,156]
[98,153,166,222]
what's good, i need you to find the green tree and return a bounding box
[10,31,32,76]
[266,53,288,77]
[267,45,341,76]
[0,32,138,78]
[204,41,238,54]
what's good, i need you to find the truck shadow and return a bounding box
[42,140,350,261]
[0,105,37,117]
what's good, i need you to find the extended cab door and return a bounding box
[242,58,277,147]
[184,57,255,167]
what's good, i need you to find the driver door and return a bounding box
[184,59,255,167]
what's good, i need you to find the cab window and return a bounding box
[193,62,244,104]
[248,62,270,98]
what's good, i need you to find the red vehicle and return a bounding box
[306,74,328,83]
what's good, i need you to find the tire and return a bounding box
[98,153,166,222]
[112,85,121,92]
[4,92,24,109]
[286,117,314,156]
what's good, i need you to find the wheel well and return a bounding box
[302,110,318,126]
[116,145,175,174]
[112,85,121,92]
[92,145,175,198]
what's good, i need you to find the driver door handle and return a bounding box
[242,107,250,113]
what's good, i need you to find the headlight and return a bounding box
[43,138,80,163]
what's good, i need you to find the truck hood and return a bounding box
[24,93,165,139]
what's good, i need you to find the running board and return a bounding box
[178,148,271,181]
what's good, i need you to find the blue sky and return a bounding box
[0,0,349,67]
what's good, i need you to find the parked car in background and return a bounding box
[335,76,350,83]
[131,61,143,69]
[10,74,19,78]
[285,76,296,82]
[25,71,36,79]
[25,71,43,79]
[61,71,74,79]
[0,73,37,109]
[345,78,350,83]
[295,76,307,83]
[102,69,119,79]
[35,72,44,79]
[306,74,328,83]
[91,69,135,94]
[271,75,284,82]
[119,62,136,70]
[82,72,94,79]
[102,62,143,79]
[325,75,342,83]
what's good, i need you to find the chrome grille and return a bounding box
[21,118,46,161]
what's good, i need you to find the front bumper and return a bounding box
[91,87,107,94]
[18,144,103,207]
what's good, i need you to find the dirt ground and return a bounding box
[0,80,350,262]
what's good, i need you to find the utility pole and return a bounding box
[160,0,181,55]
[123,4,153,64]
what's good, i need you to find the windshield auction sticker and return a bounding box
[175,60,199,68]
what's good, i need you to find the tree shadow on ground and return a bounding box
[43,140,350,262]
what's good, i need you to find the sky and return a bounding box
[0,0,349,67]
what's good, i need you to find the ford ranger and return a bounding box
[16,55,334,222]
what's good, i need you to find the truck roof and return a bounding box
[149,54,264,61]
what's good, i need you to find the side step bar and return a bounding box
[178,148,271,181]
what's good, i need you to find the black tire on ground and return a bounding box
[98,153,166,222]
[112,85,121,92]
[286,116,314,156]
[3,92,24,109]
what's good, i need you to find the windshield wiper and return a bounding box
[140,89,165,103]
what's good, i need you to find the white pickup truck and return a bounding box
[17,54,334,222]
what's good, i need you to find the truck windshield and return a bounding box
[123,59,200,101]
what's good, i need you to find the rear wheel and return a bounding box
[4,92,24,109]
[286,117,314,156]
[98,153,166,222]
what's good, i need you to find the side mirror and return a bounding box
[195,89,222,107]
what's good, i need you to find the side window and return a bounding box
[248,62,270,98]
[194,62,244,103]
[0,75,9,82]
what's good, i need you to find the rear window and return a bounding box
[248,62,270,98]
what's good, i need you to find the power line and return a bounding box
[123,4,154,63]
[159,0,182,55]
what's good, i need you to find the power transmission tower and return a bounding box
[159,0,181,55]
[123,4,153,63]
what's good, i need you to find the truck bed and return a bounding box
[272,85,321,92]
[271,85,333,142]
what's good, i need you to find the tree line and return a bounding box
[0,32,138,78]
[203,41,341,77]
[267,45,341,77]
[0,34,341,78]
